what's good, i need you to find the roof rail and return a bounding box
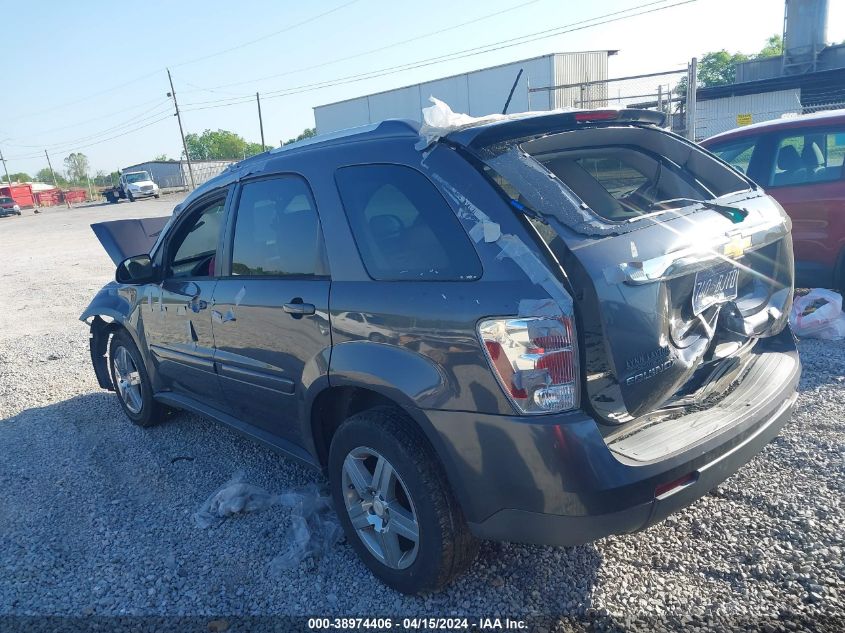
[269,119,420,155]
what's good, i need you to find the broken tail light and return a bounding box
[478,316,578,414]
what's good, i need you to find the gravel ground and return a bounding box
[0,198,843,631]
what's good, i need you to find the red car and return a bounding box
[0,196,22,217]
[702,109,845,293]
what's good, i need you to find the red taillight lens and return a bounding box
[478,315,578,414]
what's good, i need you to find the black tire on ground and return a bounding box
[108,329,166,428]
[329,406,479,594]
[127,191,135,202]
[154,194,160,199]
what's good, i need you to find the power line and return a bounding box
[170,0,362,69]
[6,115,173,161]
[2,0,362,125]
[5,101,173,149]
[181,0,696,112]
[179,0,541,96]
[3,96,170,141]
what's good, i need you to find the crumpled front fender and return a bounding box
[79,281,132,324]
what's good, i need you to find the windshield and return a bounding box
[124,172,151,183]
[0,197,14,204]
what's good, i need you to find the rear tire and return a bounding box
[329,407,479,594]
[108,329,165,427]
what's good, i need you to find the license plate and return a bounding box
[692,264,739,315]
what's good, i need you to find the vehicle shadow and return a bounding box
[0,390,616,624]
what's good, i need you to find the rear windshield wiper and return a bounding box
[646,197,748,224]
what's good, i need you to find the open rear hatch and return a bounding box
[452,111,794,424]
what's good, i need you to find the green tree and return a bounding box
[757,34,783,59]
[154,153,170,161]
[8,172,30,182]
[184,129,264,160]
[35,167,67,186]
[63,152,90,184]
[93,170,120,187]
[697,50,750,88]
[283,127,317,146]
[674,34,787,100]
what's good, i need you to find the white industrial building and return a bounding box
[314,51,616,134]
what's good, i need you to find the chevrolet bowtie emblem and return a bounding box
[723,235,751,258]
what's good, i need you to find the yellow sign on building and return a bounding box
[736,113,753,126]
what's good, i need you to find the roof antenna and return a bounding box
[502,68,524,115]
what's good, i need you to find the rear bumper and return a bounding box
[423,328,800,546]
[470,388,796,546]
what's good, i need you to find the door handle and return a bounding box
[283,299,316,317]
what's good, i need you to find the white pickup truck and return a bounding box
[101,171,160,204]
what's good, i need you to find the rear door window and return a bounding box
[768,128,845,187]
[335,164,482,281]
[230,176,326,277]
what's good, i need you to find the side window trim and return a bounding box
[222,173,330,280]
[162,187,232,280]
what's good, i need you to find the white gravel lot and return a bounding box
[0,197,843,632]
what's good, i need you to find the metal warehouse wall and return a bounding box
[697,89,802,139]
[314,52,610,134]
[121,160,234,189]
[122,162,184,188]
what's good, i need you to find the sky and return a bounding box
[2,0,844,177]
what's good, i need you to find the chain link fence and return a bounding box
[529,68,691,135]
[528,62,845,143]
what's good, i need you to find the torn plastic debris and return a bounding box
[790,288,845,340]
[416,97,509,150]
[269,483,343,573]
[194,472,281,528]
[194,474,343,570]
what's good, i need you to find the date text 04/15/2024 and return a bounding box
[307,617,528,630]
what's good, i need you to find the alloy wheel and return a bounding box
[112,346,143,414]
[341,446,420,569]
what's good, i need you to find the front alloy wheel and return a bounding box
[342,447,420,569]
[108,329,166,427]
[112,345,143,414]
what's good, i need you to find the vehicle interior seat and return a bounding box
[772,145,806,186]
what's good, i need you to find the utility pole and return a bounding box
[256,92,266,152]
[167,68,195,189]
[44,150,59,188]
[0,147,11,187]
[686,57,698,141]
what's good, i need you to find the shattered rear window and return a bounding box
[476,125,753,235]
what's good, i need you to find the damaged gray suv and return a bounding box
[82,109,800,594]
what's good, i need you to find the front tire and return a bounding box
[108,329,165,427]
[329,407,479,594]
[127,191,135,202]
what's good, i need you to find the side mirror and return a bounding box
[116,254,157,284]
